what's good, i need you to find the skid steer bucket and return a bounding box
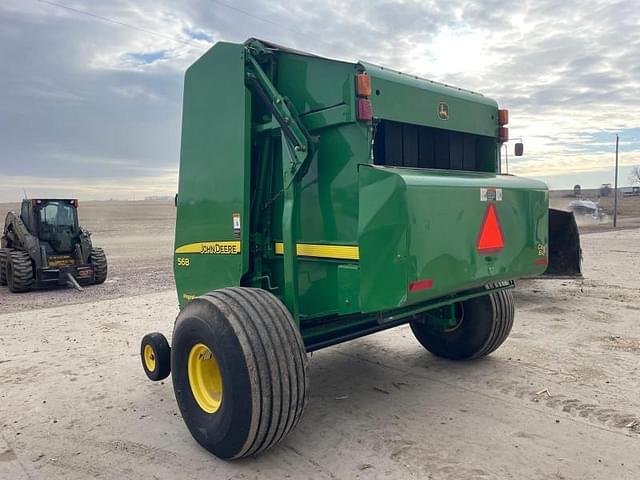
[544,208,582,277]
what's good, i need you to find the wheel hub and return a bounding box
[187,343,223,414]
[143,344,156,371]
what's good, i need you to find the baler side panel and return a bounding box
[263,52,368,319]
[362,62,499,138]
[174,43,251,306]
[268,124,369,319]
[276,52,356,116]
[358,166,549,313]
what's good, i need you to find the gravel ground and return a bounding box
[1,203,639,479]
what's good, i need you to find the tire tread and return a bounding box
[7,250,34,292]
[199,287,308,459]
[91,247,108,284]
[411,282,515,360]
[470,283,514,359]
[0,248,11,286]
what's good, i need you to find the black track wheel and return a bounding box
[90,247,107,284]
[141,332,171,381]
[6,250,34,293]
[0,248,10,286]
[171,287,309,460]
[410,283,514,360]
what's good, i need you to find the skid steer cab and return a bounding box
[0,199,107,292]
[140,38,582,460]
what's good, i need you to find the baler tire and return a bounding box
[410,283,514,360]
[171,287,309,460]
[6,250,34,293]
[0,248,10,286]
[141,332,171,381]
[90,247,107,284]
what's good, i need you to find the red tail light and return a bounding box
[409,278,434,292]
[477,203,504,254]
[357,98,372,121]
[499,127,509,143]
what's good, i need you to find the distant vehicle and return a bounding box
[0,199,107,292]
[573,184,582,196]
[568,199,603,218]
[622,186,640,197]
[600,183,612,197]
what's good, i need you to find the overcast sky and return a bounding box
[1,0,639,201]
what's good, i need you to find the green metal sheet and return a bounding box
[358,166,548,312]
[275,52,357,115]
[266,122,368,318]
[173,42,251,306]
[361,62,499,137]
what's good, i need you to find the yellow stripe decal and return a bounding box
[274,242,359,260]
[175,241,241,255]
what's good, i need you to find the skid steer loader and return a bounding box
[1,199,107,292]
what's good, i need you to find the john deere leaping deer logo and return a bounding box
[438,102,449,120]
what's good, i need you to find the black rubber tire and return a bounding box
[141,332,171,381]
[6,250,34,293]
[0,248,10,286]
[171,287,309,460]
[90,247,107,284]
[410,283,514,360]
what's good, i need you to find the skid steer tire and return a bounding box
[410,283,514,360]
[141,332,171,381]
[0,248,10,286]
[6,250,34,293]
[171,287,309,459]
[90,247,107,284]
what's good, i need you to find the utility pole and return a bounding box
[613,135,619,228]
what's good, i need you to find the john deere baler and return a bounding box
[141,39,555,459]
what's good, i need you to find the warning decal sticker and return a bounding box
[232,213,241,239]
[480,188,502,202]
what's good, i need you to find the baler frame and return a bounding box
[139,38,575,460]
[244,40,313,321]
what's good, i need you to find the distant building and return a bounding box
[621,186,640,197]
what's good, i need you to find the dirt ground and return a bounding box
[1,201,639,479]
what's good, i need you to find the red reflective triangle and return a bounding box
[477,203,504,254]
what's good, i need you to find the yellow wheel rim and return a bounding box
[187,343,223,414]
[143,344,156,372]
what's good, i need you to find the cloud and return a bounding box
[0,0,639,201]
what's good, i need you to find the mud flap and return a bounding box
[545,209,582,277]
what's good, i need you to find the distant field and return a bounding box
[550,188,640,216]
[549,189,640,232]
[0,199,175,235]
